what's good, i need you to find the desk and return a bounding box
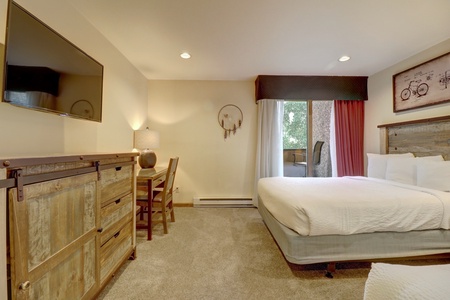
[136,167,167,240]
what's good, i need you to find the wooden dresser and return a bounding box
[0,153,137,300]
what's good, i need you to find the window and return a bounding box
[282,100,332,178]
[283,101,308,150]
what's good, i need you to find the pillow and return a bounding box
[367,153,414,179]
[385,157,416,185]
[385,155,444,185]
[416,155,445,161]
[417,161,450,192]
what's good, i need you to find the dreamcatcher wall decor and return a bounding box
[218,104,243,140]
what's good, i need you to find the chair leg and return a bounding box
[162,208,168,234]
[148,208,152,241]
[169,202,175,222]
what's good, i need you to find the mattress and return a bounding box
[258,176,450,236]
[258,197,450,264]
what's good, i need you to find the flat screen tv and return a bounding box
[2,1,103,122]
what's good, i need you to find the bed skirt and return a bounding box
[258,196,450,265]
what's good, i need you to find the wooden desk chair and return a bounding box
[136,157,179,240]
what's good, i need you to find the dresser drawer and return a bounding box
[100,193,133,245]
[100,164,133,205]
[100,221,133,283]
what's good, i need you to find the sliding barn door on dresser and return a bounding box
[1,153,137,300]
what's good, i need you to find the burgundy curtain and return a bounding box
[334,100,364,176]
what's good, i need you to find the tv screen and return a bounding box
[2,1,103,122]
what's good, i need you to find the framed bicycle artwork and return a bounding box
[393,51,450,112]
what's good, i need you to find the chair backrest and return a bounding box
[312,141,324,165]
[162,157,179,198]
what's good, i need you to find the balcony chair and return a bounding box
[293,141,324,177]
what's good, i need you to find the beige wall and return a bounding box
[0,0,149,296]
[366,38,450,156]
[148,80,257,204]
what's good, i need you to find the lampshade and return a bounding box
[134,128,160,150]
[134,128,160,168]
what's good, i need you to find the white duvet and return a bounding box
[258,176,450,236]
[364,263,450,300]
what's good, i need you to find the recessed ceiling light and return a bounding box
[339,55,350,62]
[180,52,191,59]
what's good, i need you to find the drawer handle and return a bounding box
[115,166,122,171]
[97,228,103,233]
[115,199,121,204]
[114,232,121,238]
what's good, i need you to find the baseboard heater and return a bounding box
[193,197,254,208]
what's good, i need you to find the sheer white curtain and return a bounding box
[329,103,338,177]
[253,99,284,207]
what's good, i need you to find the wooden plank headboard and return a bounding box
[378,115,450,160]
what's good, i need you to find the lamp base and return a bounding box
[139,149,157,168]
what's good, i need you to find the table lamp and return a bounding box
[134,127,160,168]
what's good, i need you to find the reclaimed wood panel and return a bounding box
[20,161,93,176]
[100,193,133,245]
[100,221,133,283]
[9,172,98,300]
[99,157,133,166]
[100,165,133,206]
[29,238,96,300]
[387,120,450,159]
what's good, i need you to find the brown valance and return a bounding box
[255,75,368,102]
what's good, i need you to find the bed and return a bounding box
[364,262,450,299]
[257,116,450,273]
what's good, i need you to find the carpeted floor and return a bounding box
[97,207,374,299]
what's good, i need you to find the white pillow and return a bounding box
[385,155,444,185]
[385,157,416,185]
[417,161,450,192]
[367,153,414,179]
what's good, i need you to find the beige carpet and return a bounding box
[96,207,447,300]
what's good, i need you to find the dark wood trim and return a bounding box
[377,115,450,128]
[0,152,138,169]
[255,75,368,102]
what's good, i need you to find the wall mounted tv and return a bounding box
[2,1,103,122]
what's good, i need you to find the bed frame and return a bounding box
[259,115,450,276]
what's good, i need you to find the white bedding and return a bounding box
[364,263,450,300]
[257,176,450,236]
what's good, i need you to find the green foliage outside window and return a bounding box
[283,101,307,149]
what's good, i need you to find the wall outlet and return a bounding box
[174,187,180,193]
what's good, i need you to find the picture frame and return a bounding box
[393,51,450,112]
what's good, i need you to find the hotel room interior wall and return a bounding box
[366,38,450,156]
[0,0,148,155]
[148,80,257,204]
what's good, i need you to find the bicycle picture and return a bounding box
[400,80,429,101]
[439,70,450,89]
[394,51,450,112]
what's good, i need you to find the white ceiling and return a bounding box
[68,0,450,81]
